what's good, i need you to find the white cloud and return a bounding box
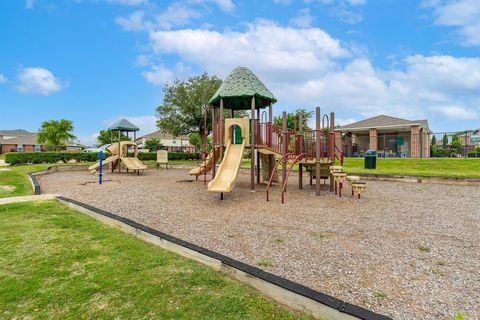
[116,10,151,31]
[290,8,314,28]
[77,132,100,147]
[0,74,7,84]
[149,20,349,82]
[25,0,35,9]
[145,21,480,122]
[116,4,202,31]
[141,62,191,86]
[16,67,67,95]
[330,6,363,24]
[429,105,478,120]
[427,0,480,46]
[142,64,174,86]
[155,4,202,30]
[213,0,234,12]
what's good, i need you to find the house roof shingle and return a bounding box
[0,129,32,136]
[137,131,189,141]
[336,115,429,132]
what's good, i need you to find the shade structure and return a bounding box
[208,67,277,110]
[107,119,140,132]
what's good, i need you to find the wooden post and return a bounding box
[330,112,335,192]
[256,107,260,184]
[268,103,273,178]
[118,130,121,173]
[315,107,321,196]
[282,111,287,187]
[220,99,224,161]
[212,105,216,179]
[250,97,255,190]
[298,114,303,189]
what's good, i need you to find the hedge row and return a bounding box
[5,152,200,165]
[5,152,103,165]
[134,152,199,161]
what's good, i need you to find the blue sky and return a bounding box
[1,0,479,145]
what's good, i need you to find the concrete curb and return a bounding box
[56,196,391,320]
[350,173,480,186]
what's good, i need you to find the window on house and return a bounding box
[172,140,177,144]
[16,145,24,152]
[34,144,41,152]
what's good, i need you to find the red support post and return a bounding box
[315,107,321,196]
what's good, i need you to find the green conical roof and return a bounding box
[107,119,139,132]
[208,67,277,110]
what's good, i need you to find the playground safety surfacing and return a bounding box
[37,168,480,320]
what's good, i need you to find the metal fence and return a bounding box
[341,130,480,158]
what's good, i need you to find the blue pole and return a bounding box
[98,150,103,185]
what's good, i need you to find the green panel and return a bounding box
[397,136,404,145]
[233,125,243,144]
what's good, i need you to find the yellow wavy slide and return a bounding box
[208,139,245,193]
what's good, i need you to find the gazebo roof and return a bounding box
[107,119,139,132]
[208,67,277,110]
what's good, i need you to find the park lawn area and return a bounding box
[342,158,480,179]
[0,164,50,198]
[0,200,312,320]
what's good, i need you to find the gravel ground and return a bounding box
[38,168,480,320]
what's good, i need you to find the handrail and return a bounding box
[266,152,294,201]
[281,153,306,204]
[334,144,344,165]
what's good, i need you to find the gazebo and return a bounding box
[208,66,277,190]
[107,119,139,173]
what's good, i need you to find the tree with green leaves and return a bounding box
[188,132,212,150]
[96,130,130,146]
[144,138,163,152]
[156,73,222,137]
[37,119,76,151]
[442,133,448,147]
[273,108,314,130]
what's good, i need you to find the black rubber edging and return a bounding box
[27,172,42,195]
[57,196,391,320]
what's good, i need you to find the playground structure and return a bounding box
[188,66,365,201]
[89,119,147,175]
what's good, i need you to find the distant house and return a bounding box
[458,129,480,147]
[135,131,196,152]
[335,115,431,158]
[0,129,81,153]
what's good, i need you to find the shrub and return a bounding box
[4,152,105,165]
[467,148,480,158]
[5,151,200,165]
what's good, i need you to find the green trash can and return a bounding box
[364,150,377,169]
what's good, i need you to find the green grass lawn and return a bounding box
[0,200,312,320]
[0,164,50,198]
[342,158,480,179]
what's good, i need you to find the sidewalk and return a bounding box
[0,194,57,205]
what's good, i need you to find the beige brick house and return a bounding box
[335,115,431,158]
[135,131,195,152]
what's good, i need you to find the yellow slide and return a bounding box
[88,154,119,171]
[208,139,245,193]
[88,141,146,173]
[189,148,220,177]
[121,157,147,170]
